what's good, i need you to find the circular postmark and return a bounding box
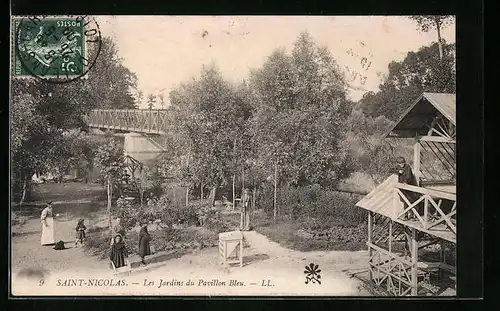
[14,15,102,83]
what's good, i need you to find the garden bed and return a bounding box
[84,225,220,260]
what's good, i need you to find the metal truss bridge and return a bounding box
[84,109,169,135]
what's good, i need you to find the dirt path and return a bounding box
[12,182,370,296]
[107,230,371,296]
[11,183,113,284]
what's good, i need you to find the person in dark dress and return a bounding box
[138,222,151,265]
[396,156,419,220]
[75,218,87,247]
[110,234,128,269]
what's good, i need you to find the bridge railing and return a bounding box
[85,109,169,135]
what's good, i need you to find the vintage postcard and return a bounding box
[10,15,457,297]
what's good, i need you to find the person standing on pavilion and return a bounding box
[396,156,419,220]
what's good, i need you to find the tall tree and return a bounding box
[408,15,455,60]
[11,78,98,203]
[168,65,252,207]
[86,37,140,109]
[357,42,456,121]
[11,36,140,203]
[94,136,127,232]
[251,32,353,190]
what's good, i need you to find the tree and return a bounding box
[168,65,252,207]
[94,136,127,232]
[358,42,456,121]
[86,37,140,109]
[11,36,140,203]
[11,78,99,203]
[345,109,396,183]
[158,92,165,109]
[251,32,352,191]
[408,15,455,60]
[147,94,156,109]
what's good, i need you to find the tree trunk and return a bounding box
[200,182,204,207]
[252,188,256,215]
[232,174,236,212]
[242,167,245,190]
[435,17,443,60]
[107,176,112,233]
[209,184,217,207]
[273,161,278,224]
[19,175,28,207]
[185,140,191,207]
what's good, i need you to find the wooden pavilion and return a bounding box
[356,92,456,296]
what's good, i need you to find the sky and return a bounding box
[95,16,455,108]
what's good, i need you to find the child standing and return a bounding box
[75,218,87,247]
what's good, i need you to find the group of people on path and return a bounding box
[109,219,152,269]
[39,202,152,270]
[40,201,87,248]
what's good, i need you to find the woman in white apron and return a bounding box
[40,202,56,246]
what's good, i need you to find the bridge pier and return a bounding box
[123,132,165,168]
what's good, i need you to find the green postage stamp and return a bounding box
[12,16,101,82]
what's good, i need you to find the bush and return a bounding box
[113,195,228,233]
[260,184,365,226]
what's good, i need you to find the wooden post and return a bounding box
[388,221,392,254]
[252,188,256,215]
[393,186,400,219]
[273,161,278,224]
[423,195,429,229]
[411,228,418,296]
[232,174,236,212]
[413,140,421,186]
[242,167,245,191]
[107,176,112,233]
[387,220,393,291]
[368,212,373,281]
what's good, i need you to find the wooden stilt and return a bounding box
[411,228,418,296]
[413,140,421,186]
[232,174,236,212]
[388,220,393,291]
[388,221,393,254]
[368,212,373,281]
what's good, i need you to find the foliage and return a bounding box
[256,182,365,226]
[147,94,156,109]
[345,109,397,183]
[86,37,140,109]
[127,164,165,207]
[11,36,139,201]
[94,136,127,182]
[250,32,354,188]
[194,203,228,233]
[168,64,253,204]
[357,42,456,121]
[408,16,455,35]
[10,78,99,200]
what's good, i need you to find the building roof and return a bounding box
[385,92,456,138]
[355,174,399,219]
